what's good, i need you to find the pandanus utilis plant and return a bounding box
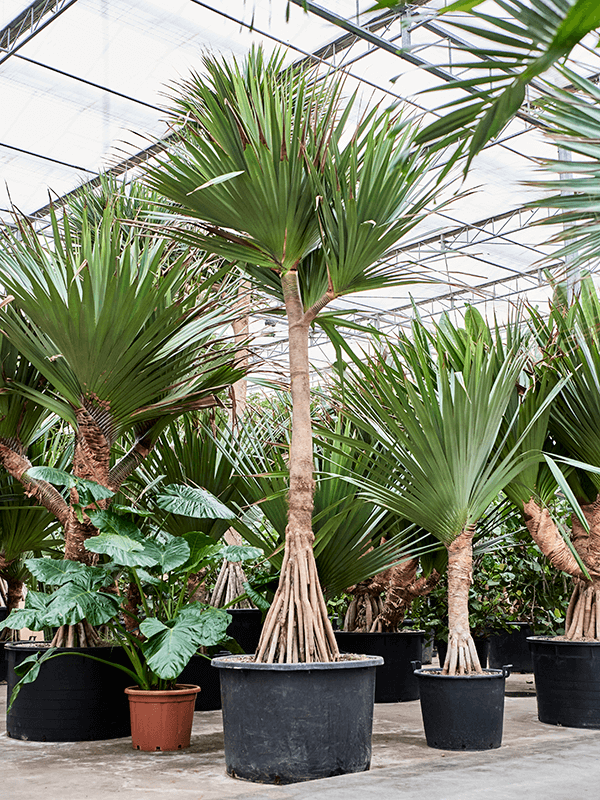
[326,316,545,674]
[144,45,452,662]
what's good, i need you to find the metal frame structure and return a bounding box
[1,0,597,353]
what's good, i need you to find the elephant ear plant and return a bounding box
[0,476,261,708]
[145,45,452,663]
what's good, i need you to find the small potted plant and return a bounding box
[1,476,260,750]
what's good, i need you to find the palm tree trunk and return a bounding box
[443,525,482,675]
[254,269,339,663]
[522,497,600,638]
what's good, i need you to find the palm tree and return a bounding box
[328,319,537,674]
[0,186,247,644]
[144,46,449,663]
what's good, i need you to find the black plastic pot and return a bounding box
[0,608,8,682]
[6,641,132,741]
[435,637,489,670]
[488,623,533,672]
[529,636,600,729]
[177,652,224,711]
[413,664,510,750]
[226,608,263,655]
[212,653,383,784]
[335,630,423,702]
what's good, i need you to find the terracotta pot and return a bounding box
[125,684,200,751]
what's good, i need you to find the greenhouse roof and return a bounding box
[2,0,600,369]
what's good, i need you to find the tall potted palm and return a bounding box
[329,316,541,749]
[145,46,450,782]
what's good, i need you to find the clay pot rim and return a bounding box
[125,684,200,697]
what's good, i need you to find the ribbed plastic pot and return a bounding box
[413,665,509,750]
[488,623,533,672]
[125,684,200,751]
[177,652,224,711]
[226,609,263,655]
[529,637,600,729]
[0,608,8,682]
[6,641,131,741]
[335,630,423,702]
[212,654,383,784]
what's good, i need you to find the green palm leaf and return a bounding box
[411,0,600,170]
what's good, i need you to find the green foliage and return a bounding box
[0,199,244,442]
[414,0,600,173]
[1,480,261,696]
[146,45,451,312]
[414,529,572,640]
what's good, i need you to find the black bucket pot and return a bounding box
[177,652,225,711]
[529,636,600,729]
[335,630,423,702]
[0,607,8,682]
[226,608,263,655]
[488,623,533,672]
[6,641,132,741]
[413,664,510,751]
[212,653,383,784]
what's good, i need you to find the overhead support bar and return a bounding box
[0,0,80,66]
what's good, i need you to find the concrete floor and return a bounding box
[2,672,599,800]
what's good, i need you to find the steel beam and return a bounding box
[0,0,80,66]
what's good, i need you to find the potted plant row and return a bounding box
[1,475,260,750]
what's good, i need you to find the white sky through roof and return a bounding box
[1,0,599,373]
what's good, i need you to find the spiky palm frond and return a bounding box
[0,205,245,448]
[409,0,600,171]
[525,69,600,270]
[328,323,535,547]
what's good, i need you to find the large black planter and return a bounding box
[414,665,510,750]
[335,630,423,702]
[226,608,263,655]
[488,623,533,672]
[212,653,383,784]
[529,636,600,729]
[0,607,8,682]
[178,652,223,711]
[6,641,132,741]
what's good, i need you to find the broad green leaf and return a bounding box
[45,583,120,627]
[181,530,216,567]
[24,557,96,587]
[25,466,75,488]
[140,606,231,679]
[74,478,114,503]
[156,484,236,520]
[219,544,263,563]
[158,535,190,572]
[86,509,142,539]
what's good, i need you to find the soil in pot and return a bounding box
[125,684,200,751]
[6,641,132,741]
[335,630,423,702]
[414,665,509,750]
[488,623,533,672]
[212,653,383,784]
[529,636,600,729]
